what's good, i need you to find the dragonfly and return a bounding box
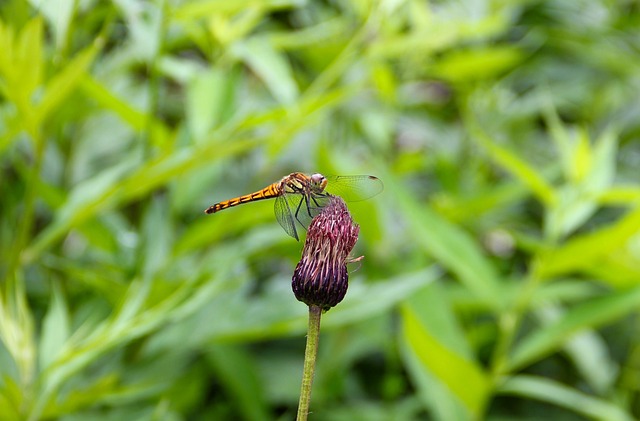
[204,172,383,240]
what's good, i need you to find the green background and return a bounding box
[2,0,640,419]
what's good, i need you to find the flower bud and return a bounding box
[292,196,360,311]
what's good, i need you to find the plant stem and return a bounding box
[297,305,322,421]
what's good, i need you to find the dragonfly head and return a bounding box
[310,173,328,192]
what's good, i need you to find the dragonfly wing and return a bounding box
[274,194,300,241]
[275,192,332,240]
[324,175,384,202]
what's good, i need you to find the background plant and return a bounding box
[1,0,640,420]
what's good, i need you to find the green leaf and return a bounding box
[144,268,440,349]
[536,305,616,394]
[380,170,504,310]
[585,126,618,190]
[497,375,633,421]
[400,281,491,420]
[404,282,475,359]
[206,345,270,421]
[0,375,22,421]
[435,181,528,224]
[508,285,640,371]
[432,46,523,83]
[583,251,640,288]
[209,6,264,45]
[15,17,44,102]
[543,100,577,182]
[174,0,305,19]
[36,43,100,124]
[28,0,75,51]
[24,138,260,262]
[0,18,44,136]
[140,196,172,279]
[322,268,441,329]
[401,339,470,421]
[537,206,640,279]
[470,125,556,207]
[39,284,70,372]
[401,293,491,418]
[599,187,640,205]
[232,36,299,105]
[23,155,140,262]
[79,76,168,139]
[544,128,618,238]
[186,66,237,142]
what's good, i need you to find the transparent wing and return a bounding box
[274,194,300,241]
[323,175,384,202]
[275,191,333,240]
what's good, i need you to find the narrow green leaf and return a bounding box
[88,81,134,125]
[508,285,640,371]
[599,187,640,205]
[174,0,304,19]
[371,62,397,104]
[545,128,618,238]
[186,66,237,142]
[433,46,523,83]
[80,76,171,146]
[545,185,595,240]
[543,95,573,178]
[24,138,260,262]
[39,284,70,371]
[140,196,172,279]
[537,206,640,278]
[23,155,140,263]
[400,281,489,420]
[36,44,100,123]
[209,5,264,45]
[584,251,640,288]
[588,128,618,191]
[369,12,509,59]
[569,128,592,183]
[145,268,440,349]
[112,278,153,331]
[0,21,14,86]
[380,170,504,310]
[536,305,617,394]
[0,375,22,421]
[232,36,299,105]
[207,345,270,421]
[404,282,475,359]
[436,181,528,223]
[497,375,633,421]
[322,268,441,330]
[400,338,470,421]
[15,17,44,101]
[471,126,556,206]
[28,0,75,51]
[401,303,491,418]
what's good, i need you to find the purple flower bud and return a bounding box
[292,196,360,310]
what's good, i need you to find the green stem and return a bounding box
[297,305,322,421]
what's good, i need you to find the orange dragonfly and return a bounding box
[204,172,383,240]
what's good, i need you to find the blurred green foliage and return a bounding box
[1,0,640,420]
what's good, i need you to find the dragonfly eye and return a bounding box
[310,173,327,190]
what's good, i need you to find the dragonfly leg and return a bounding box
[304,194,316,218]
[310,193,327,209]
[293,196,308,227]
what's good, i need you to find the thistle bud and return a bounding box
[292,196,360,311]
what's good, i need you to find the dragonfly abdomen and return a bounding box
[204,183,282,214]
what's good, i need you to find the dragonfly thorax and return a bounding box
[309,173,328,193]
